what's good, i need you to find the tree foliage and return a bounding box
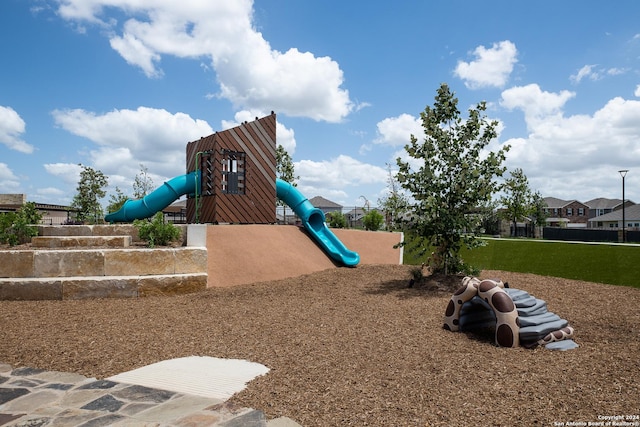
[0,202,43,246]
[499,169,547,236]
[326,211,347,228]
[499,168,534,236]
[133,164,155,199]
[529,191,548,233]
[107,186,129,214]
[72,164,108,224]
[276,145,298,185]
[276,145,299,223]
[377,163,411,231]
[362,209,384,231]
[396,83,510,275]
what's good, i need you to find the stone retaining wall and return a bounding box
[36,224,188,245]
[0,247,207,278]
[0,246,207,301]
[1,224,403,299]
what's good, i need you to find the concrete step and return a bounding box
[0,273,208,300]
[31,235,132,248]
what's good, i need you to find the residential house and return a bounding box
[0,194,77,225]
[543,197,589,228]
[276,195,343,225]
[587,204,640,230]
[309,196,343,216]
[584,198,634,219]
[345,207,365,229]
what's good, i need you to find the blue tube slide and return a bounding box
[276,178,360,267]
[105,173,359,267]
[105,171,200,223]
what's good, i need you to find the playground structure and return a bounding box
[443,277,577,350]
[105,113,360,267]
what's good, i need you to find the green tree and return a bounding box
[499,169,546,237]
[107,186,129,214]
[499,168,532,236]
[72,164,108,224]
[133,164,155,199]
[326,211,347,228]
[276,145,299,223]
[377,163,411,231]
[396,83,510,275]
[478,200,501,236]
[529,191,548,236]
[0,202,43,246]
[276,145,298,184]
[362,209,384,231]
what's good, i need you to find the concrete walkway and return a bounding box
[0,363,301,427]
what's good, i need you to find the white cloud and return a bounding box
[295,155,388,203]
[0,106,34,153]
[373,113,422,147]
[43,162,83,185]
[53,0,353,122]
[454,40,518,89]
[570,64,601,83]
[110,33,163,78]
[36,187,66,196]
[221,110,296,154]
[635,84,640,97]
[0,163,20,192]
[501,93,640,201]
[52,106,213,181]
[500,84,575,124]
[606,67,627,76]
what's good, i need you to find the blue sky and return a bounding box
[2,0,640,211]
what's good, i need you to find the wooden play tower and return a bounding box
[185,113,277,224]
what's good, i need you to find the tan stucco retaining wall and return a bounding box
[206,225,403,287]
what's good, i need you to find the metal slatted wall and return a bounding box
[185,113,277,224]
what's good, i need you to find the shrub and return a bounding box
[362,210,384,231]
[327,211,347,228]
[133,212,181,247]
[0,202,43,246]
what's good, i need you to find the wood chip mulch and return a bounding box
[1,264,638,426]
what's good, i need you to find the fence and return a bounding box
[543,227,640,243]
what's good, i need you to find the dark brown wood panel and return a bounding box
[186,113,276,224]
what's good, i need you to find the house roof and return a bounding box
[0,201,76,213]
[309,196,342,209]
[584,198,623,209]
[543,197,573,208]
[543,197,588,209]
[588,204,640,222]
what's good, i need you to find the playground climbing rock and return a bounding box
[444,276,578,350]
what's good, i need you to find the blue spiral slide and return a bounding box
[105,174,360,267]
[275,179,360,267]
[105,171,201,223]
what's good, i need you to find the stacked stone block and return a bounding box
[0,225,206,301]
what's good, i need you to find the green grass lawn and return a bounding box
[403,237,640,288]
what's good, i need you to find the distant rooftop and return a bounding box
[309,196,342,209]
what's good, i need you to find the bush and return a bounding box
[327,211,347,228]
[0,202,43,246]
[362,210,384,231]
[133,212,181,247]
